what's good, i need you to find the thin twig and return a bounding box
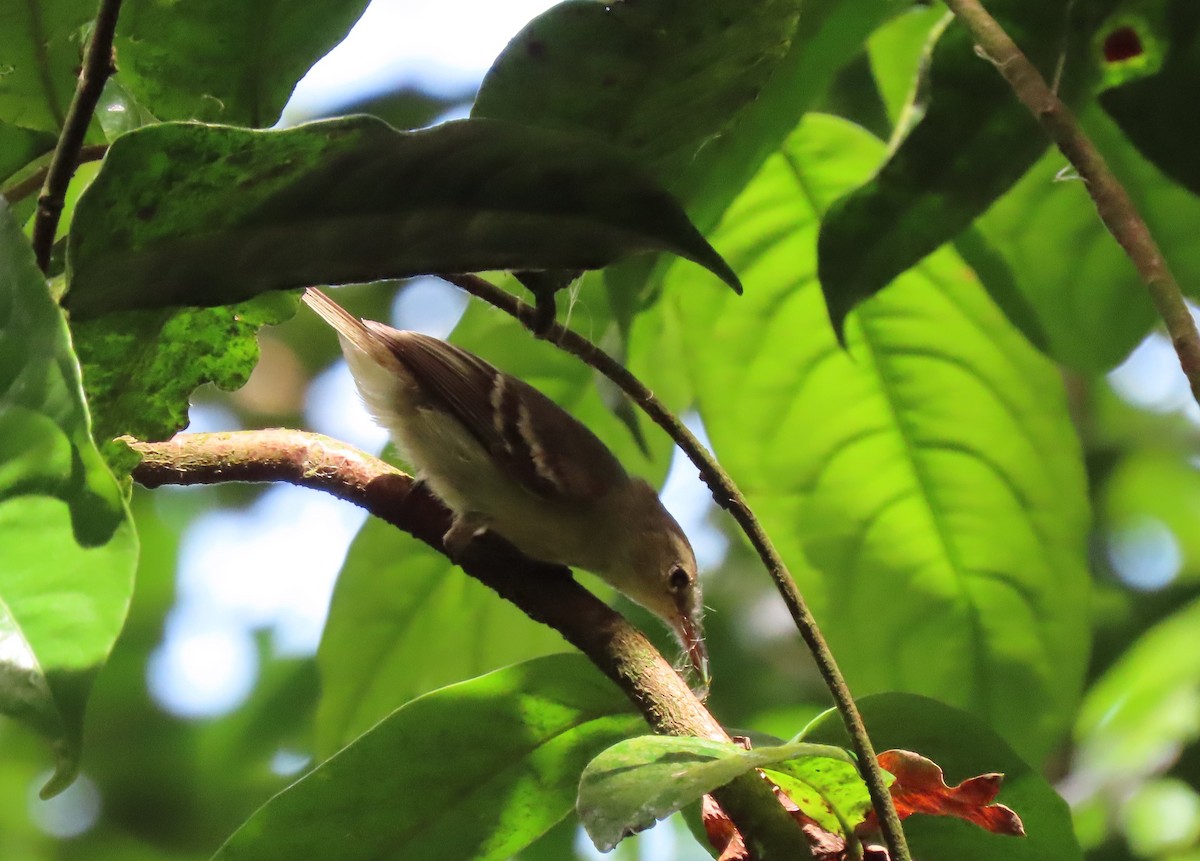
[31,0,123,272]
[943,0,1200,404]
[442,273,910,861]
[126,430,813,860]
[2,144,108,205]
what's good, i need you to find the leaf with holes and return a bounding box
[72,291,298,472]
[668,114,1090,763]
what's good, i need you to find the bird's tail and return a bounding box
[302,288,398,368]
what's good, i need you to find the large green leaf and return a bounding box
[0,0,92,132]
[217,654,646,861]
[65,117,739,319]
[669,115,1090,762]
[802,693,1082,861]
[817,0,1119,335]
[577,735,852,852]
[113,0,370,127]
[476,0,893,324]
[315,522,568,756]
[0,199,136,796]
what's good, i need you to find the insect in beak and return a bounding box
[674,601,710,689]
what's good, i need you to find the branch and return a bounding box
[942,0,1200,404]
[2,144,108,206]
[31,0,123,272]
[127,430,812,860]
[442,274,910,861]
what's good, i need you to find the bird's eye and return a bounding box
[668,565,691,592]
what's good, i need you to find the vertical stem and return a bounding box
[31,0,123,272]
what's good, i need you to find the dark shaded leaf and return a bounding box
[0,0,92,132]
[0,122,57,189]
[817,0,1119,335]
[474,0,801,201]
[114,0,371,127]
[0,199,136,796]
[1100,0,1200,195]
[65,116,739,319]
[215,654,645,861]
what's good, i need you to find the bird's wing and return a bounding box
[377,326,627,503]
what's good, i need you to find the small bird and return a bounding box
[303,287,707,682]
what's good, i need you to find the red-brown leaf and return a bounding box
[864,749,1025,837]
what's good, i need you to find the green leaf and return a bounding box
[72,291,297,468]
[817,0,1118,335]
[473,0,801,199]
[65,117,739,319]
[216,654,646,861]
[0,122,57,189]
[578,735,854,852]
[1075,595,1200,790]
[0,0,92,133]
[1100,1,1200,195]
[476,0,894,326]
[315,521,568,756]
[801,693,1082,861]
[977,100,1200,371]
[0,199,136,796]
[114,0,370,127]
[867,5,948,128]
[670,115,1090,762]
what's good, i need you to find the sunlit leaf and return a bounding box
[315,523,568,756]
[670,115,1090,762]
[218,654,645,861]
[577,734,851,852]
[1075,595,1200,790]
[0,199,136,796]
[976,101,1200,371]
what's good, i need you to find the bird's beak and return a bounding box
[673,601,709,688]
